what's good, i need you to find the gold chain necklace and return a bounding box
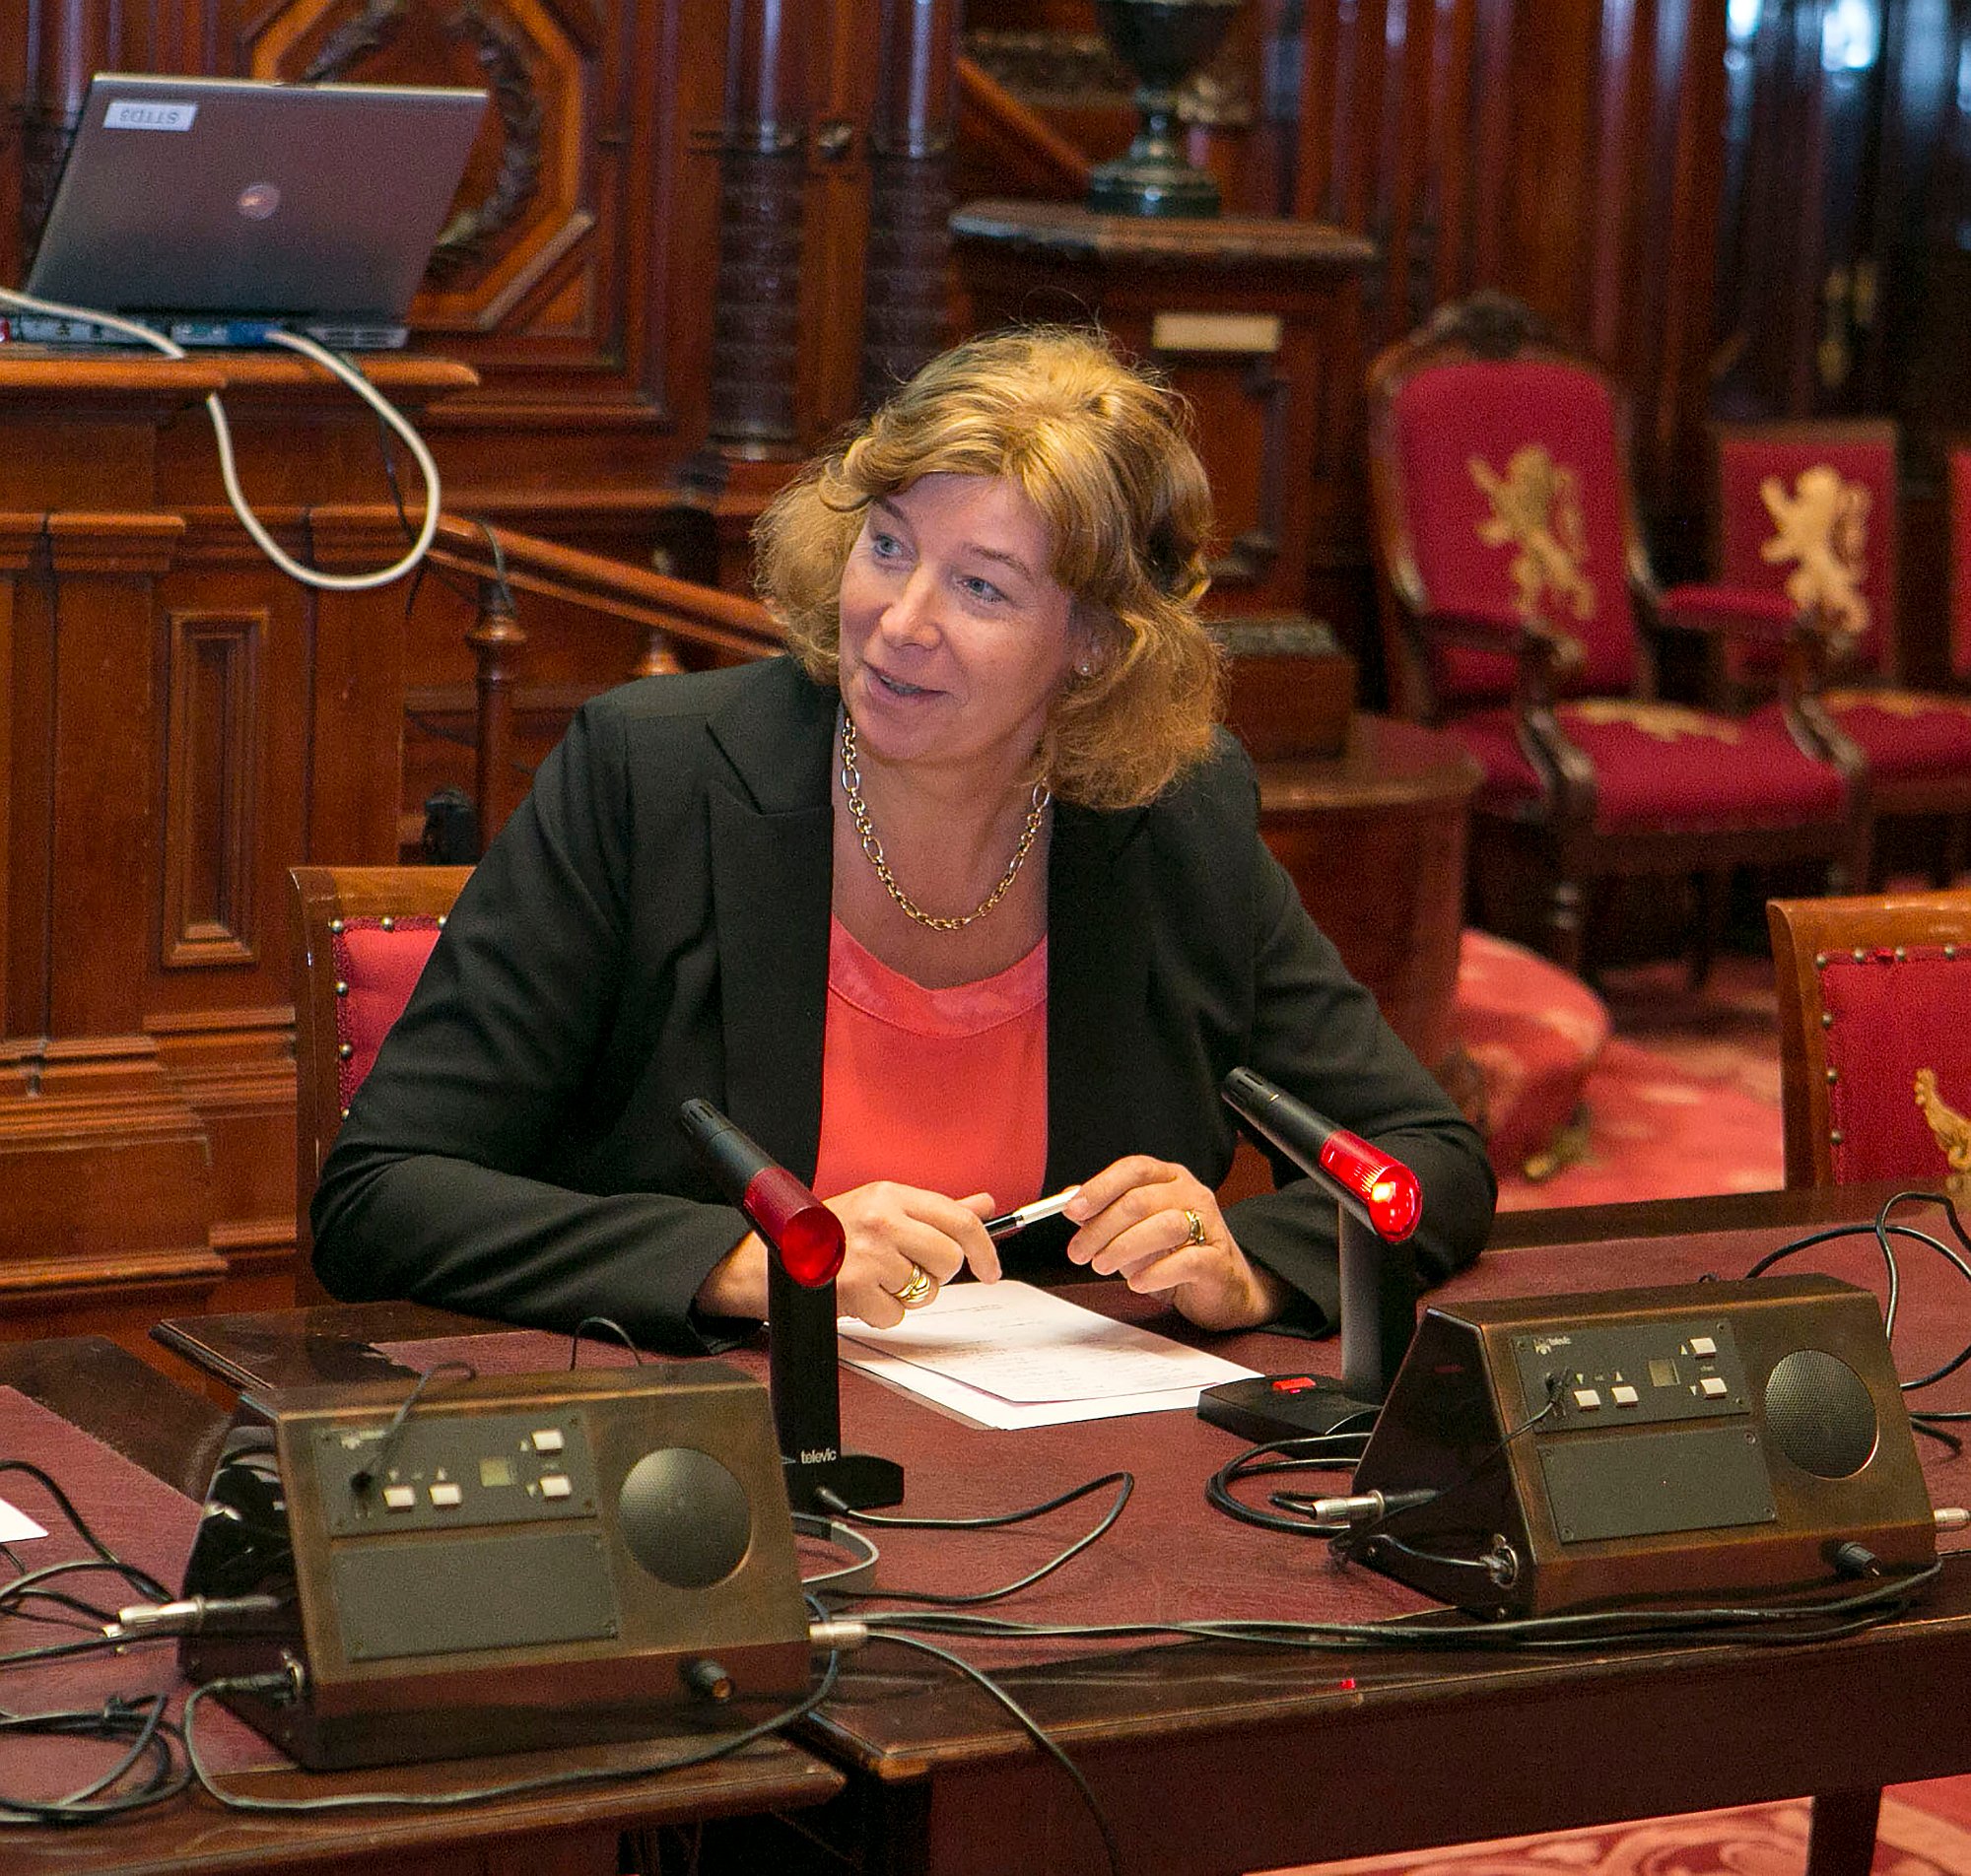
[839,711,1051,932]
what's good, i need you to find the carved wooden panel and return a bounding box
[163,609,262,969]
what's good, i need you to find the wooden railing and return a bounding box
[415,513,784,848]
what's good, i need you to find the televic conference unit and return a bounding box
[1345,1275,1937,1618]
[177,1365,809,1769]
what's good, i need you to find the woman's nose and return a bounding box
[878,570,939,644]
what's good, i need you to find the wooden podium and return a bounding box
[0,350,475,1348]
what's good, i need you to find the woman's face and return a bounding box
[836,473,1084,785]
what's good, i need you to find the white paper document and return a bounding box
[0,1495,47,1543]
[838,1280,1257,1430]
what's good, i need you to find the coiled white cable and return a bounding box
[0,285,442,590]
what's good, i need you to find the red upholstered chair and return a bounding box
[290,865,471,1303]
[1768,889,1971,1190]
[1366,294,1869,979]
[1715,421,1971,884]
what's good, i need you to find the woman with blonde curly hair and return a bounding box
[313,326,1492,1349]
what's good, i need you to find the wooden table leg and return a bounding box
[1806,1787,1882,1876]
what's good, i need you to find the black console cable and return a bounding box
[1744,1187,1971,1441]
[0,1693,189,1823]
[569,1316,646,1366]
[0,1461,176,1668]
[346,1359,477,1495]
[813,1470,1133,1606]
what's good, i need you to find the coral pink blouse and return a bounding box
[810,916,1049,1213]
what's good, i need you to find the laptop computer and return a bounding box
[16,72,487,350]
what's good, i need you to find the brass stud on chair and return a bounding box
[437,913,446,927]
[338,1041,354,1059]
[1821,1012,1834,1028]
[329,917,344,934]
[334,980,348,997]
[1814,952,1829,969]
[340,1106,350,1120]
[380,915,395,931]
[1830,1129,1845,1145]
[1895,947,1907,962]
[1826,1068,1839,1083]
[1852,948,1866,963]
[1947,945,1959,960]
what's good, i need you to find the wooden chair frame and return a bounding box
[1365,293,1869,975]
[1767,887,1971,1187]
[290,865,472,1301]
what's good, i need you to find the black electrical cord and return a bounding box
[852,1556,1942,1654]
[869,1631,1121,1876]
[1205,1430,1374,1535]
[569,1317,646,1367]
[346,1360,477,1494]
[0,1693,189,1822]
[815,1472,1133,1607]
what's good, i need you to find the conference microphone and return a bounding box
[1201,1067,1422,1438]
[677,1098,903,1512]
[1220,1067,1421,1241]
[677,1098,845,1287]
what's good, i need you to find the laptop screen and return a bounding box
[24,74,487,334]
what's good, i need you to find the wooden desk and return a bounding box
[155,1185,1971,1876]
[0,1337,840,1874]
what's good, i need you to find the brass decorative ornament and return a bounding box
[1759,464,1870,642]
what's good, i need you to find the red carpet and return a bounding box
[1493,955,1787,1210]
[1263,945,1971,1875]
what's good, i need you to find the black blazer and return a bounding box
[313,656,1494,1350]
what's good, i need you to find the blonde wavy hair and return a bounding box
[754,326,1223,810]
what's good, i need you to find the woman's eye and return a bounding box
[868,530,906,561]
[958,574,1005,604]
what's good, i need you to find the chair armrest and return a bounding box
[1418,606,1587,686]
[1656,582,1801,642]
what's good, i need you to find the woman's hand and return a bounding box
[694,1182,1002,1328]
[1062,1157,1289,1332]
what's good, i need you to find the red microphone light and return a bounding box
[742,1167,846,1287]
[1318,1130,1422,1242]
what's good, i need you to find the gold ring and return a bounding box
[893,1263,935,1308]
[1182,1207,1208,1246]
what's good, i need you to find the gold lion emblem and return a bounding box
[1759,463,1870,642]
[1915,1067,1971,1196]
[1469,445,1597,625]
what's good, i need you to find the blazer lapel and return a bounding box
[706,663,837,1180]
[1045,800,1151,1188]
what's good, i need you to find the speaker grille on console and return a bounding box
[1764,1349,1877,1479]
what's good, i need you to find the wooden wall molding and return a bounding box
[163,608,264,970]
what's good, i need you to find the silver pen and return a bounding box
[984,1184,1082,1240]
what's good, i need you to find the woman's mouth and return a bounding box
[868,667,937,701]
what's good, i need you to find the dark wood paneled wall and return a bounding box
[10,2,1958,1354]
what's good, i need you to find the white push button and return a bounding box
[381,1484,416,1510]
[1572,1388,1601,1410]
[532,1429,565,1452]
[429,1481,464,1507]
[1610,1384,1639,1406]
[1700,1375,1729,1398]
[1689,1336,1718,1358]
[540,1474,573,1500]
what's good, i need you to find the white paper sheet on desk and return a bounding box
[837,1280,1257,1430]
[0,1496,47,1542]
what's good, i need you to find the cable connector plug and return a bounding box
[104,1593,285,1642]
[1309,1488,1438,1526]
[1935,1507,1968,1534]
[807,1617,869,1653]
